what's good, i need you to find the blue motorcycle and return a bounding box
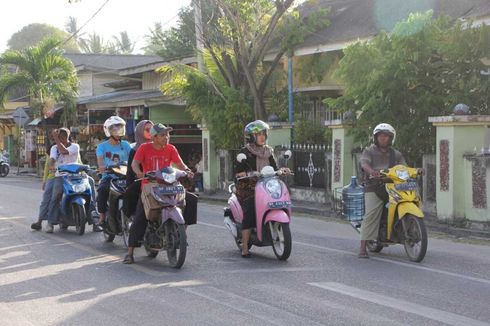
[57,163,94,235]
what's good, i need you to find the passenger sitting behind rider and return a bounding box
[123,119,154,218]
[95,116,132,231]
[235,120,290,258]
[122,123,196,264]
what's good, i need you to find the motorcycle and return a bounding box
[57,163,94,235]
[140,167,188,269]
[352,164,427,262]
[0,152,9,177]
[223,150,293,260]
[101,163,131,246]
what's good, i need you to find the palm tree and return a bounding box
[64,16,85,45]
[79,32,108,54]
[113,31,135,54]
[0,37,79,124]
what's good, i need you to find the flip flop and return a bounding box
[122,254,134,264]
[241,253,252,258]
[358,252,369,259]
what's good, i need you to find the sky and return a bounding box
[0,0,192,53]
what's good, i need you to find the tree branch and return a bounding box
[249,0,294,70]
[258,49,286,97]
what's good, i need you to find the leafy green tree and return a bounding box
[112,31,135,54]
[144,7,196,59]
[161,51,252,149]
[7,23,80,52]
[67,16,134,55]
[326,11,490,164]
[0,38,79,125]
[79,32,109,54]
[162,0,329,149]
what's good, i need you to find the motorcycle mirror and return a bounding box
[284,150,292,159]
[236,153,247,163]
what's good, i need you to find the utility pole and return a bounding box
[194,0,205,72]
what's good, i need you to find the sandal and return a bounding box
[122,254,134,264]
[241,253,252,258]
[93,221,106,232]
[358,252,369,259]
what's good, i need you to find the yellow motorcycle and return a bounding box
[365,165,427,262]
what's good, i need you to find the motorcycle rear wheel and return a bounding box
[144,244,159,258]
[166,222,187,269]
[269,222,292,261]
[0,164,9,177]
[73,204,86,236]
[367,240,383,253]
[402,214,428,262]
[121,208,131,248]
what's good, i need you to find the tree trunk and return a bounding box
[254,97,266,121]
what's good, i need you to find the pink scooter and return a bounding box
[224,150,293,260]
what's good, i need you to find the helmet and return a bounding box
[373,123,396,145]
[244,120,270,143]
[453,103,470,115]
[103,116,126,138]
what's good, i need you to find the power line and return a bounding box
[62,0,111,46]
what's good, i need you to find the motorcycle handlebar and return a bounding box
[236,169,293,181]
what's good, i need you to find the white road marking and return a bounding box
[309,282,490,326]
[183,285,325,326]
[199,221,490,286]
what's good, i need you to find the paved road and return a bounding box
[1,176,490,326]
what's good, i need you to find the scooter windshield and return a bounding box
[58,164,90,174]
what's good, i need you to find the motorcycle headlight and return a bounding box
[163,172,177,184]
[265,179,282,199]
[396,169,410,181]
[72,183,88,193]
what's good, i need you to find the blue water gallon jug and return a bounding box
[342,176,365,221]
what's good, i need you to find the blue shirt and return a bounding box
[96,140,131,178]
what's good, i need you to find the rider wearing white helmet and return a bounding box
[95,116,132,231]
[358,123,406,258]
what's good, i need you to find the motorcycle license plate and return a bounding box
[268,201,292,209]
[154,185,185,194]
[395,182,418,191]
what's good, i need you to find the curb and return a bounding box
[198,194,490,240]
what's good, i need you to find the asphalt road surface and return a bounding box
[1,176,489,326]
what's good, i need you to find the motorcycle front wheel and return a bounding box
[402,214,428,262]
[269,222,292,261]
[121,208,131,248]
[72,204,86,236]
[166,221,187,269]
[0,164,9,177]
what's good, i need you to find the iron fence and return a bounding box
[283,143,331,191]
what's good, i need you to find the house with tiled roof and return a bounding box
[264,0,490,124]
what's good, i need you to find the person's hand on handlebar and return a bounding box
[185,168,194,179]
[279,167,291,175]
